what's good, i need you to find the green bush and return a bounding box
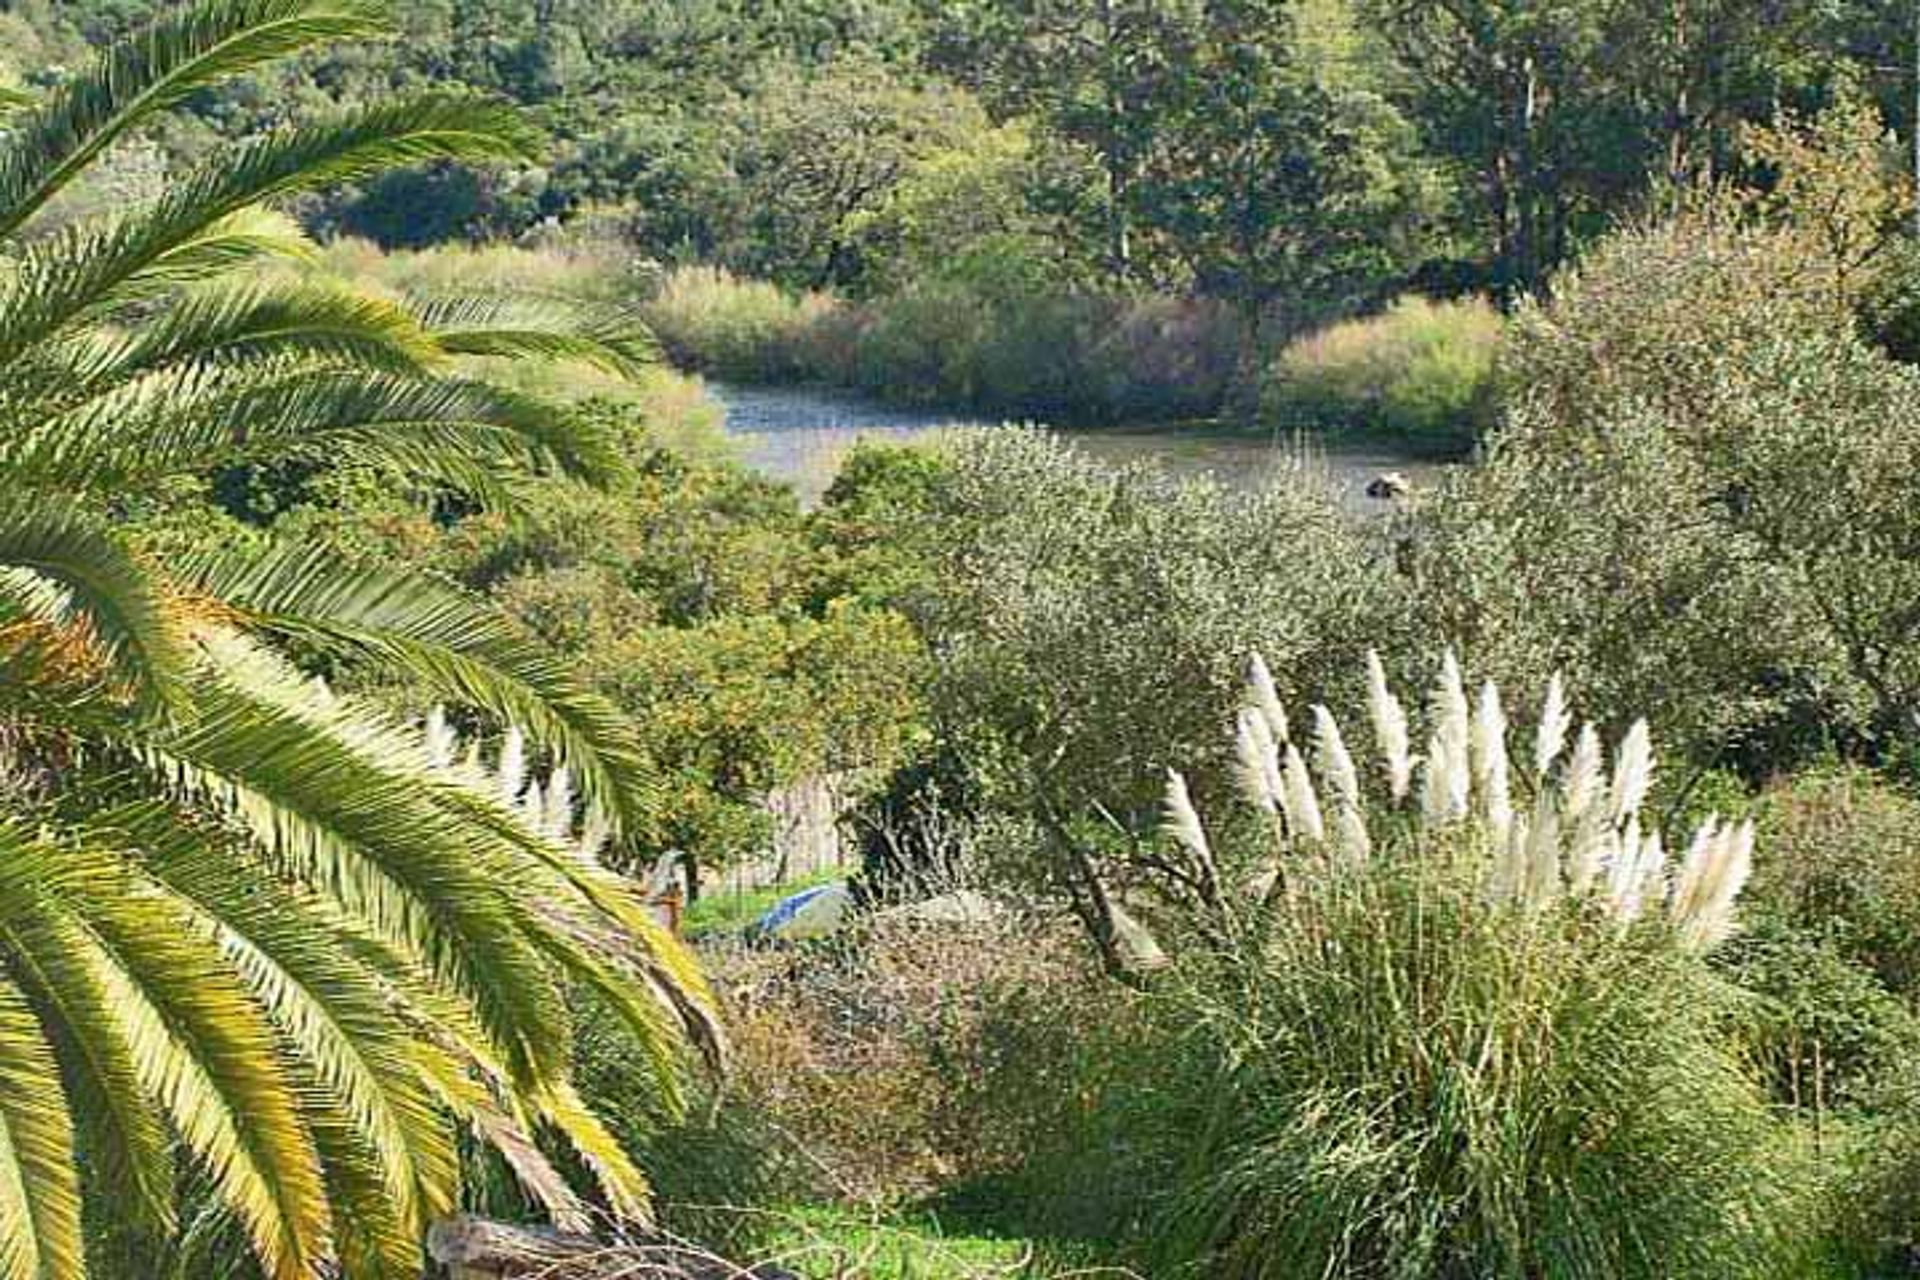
[1744,768,1920,1001]
[1415,204,1920,768]
[1263,294,1503,449]
[641,265,849,384]
[638,263,1238,423]
[1157,864,1808,1279]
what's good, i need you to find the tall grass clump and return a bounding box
[641,265,850,383]
[1263,294,1503,450]
[996,653,1811,1277]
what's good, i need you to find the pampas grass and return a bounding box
[1124,653,1806,1280]
[1177,650,1755,952]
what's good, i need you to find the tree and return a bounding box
[0,4,717,1277]
[1128,0,1437,406]
[924,0,1200,279]
[895,429,1399,975]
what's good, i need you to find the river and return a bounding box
[706,381,1439,507]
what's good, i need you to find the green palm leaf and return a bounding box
[0,5,715,1275]
[0,0,392,239]
[0,504,185,716]
[177,543,655,830]
[418,295,660,380]
[0,976,84,1280]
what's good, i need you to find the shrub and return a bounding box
[1415,204,1920,768]
[637,262,1239,423]
[989,652,1812,1278]
[641,265,849,383]
[1263,294,1503,449]
[1744,768,1920,1000]
[893,428,1401,969]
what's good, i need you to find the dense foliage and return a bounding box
[0,6,721,1279]
[14,0,1919,435]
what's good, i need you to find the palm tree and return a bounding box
[0,4,720,1277]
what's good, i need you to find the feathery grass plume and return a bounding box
[1488,811,1530,903]
[424,704,455,768]
[1675,820,1754,949]
[1668,817,1722,925]
[520,778,545,831]
[1365,650,1413,801]
[1313,705,1370,863]
[1434,651,1471,797]
[1605,814,1644,910]
[496,724,526,804]
[1533,673,1571,779]
[543,765,573,839]
[578,806,611,860]
[1613,828,1666,922]
[1472,680,1513,839]
[1197,651,1751,950]
[1609,720,1654,825]
[1246,651,1290,745]
[1162,768,1214,870]
[1562,724,1603,819]
[1281,742,1326,845]
[1420,731,1458,825]
[1234,706,1285,817]
[1562,723,1609,892]
[1524,805,1566,908]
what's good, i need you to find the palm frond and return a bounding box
[177,542,655,832]
[72,276,441,390]
[417,295,658,381]
[8,368,621,499]
[0,96,525,360]
[0,0,393,239]
[0,975,84,1280]
[0,504,184,716]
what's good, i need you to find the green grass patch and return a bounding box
[761,1204,1046,1279]
[683,868,847,939]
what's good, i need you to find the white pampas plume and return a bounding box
[1162,769,1214,868]
[1313,706,1370,863]
[1235,707,1284,816]
[1668,816,1722,927]
[1517,787,1560,906]
[1615,829,1665,923]
[578,806,612,860]
[424,706,456,769]
[1679,820,1753,949]
[1313,706,1361,806]
[496,726,526,804]
[1562,724,1603,820]
[1472,680,1513,838]
[1431,653,1472,819]
[1488,811,1530,905]
[462,739,483,776]
[1421,732,1457,825]
[544,766,574,839]
[1281,743,1326,844]
[1608,720,1654,826]
[1365,650,1413,801]
[1605,813,1643,907]
[1534,673,1571,779]
[1246,652,1290,745]
[1524,798,1564,907]
[1567,806,1610,895]
[521,778,545,830]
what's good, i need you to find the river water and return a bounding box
[707,381,1439,507]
